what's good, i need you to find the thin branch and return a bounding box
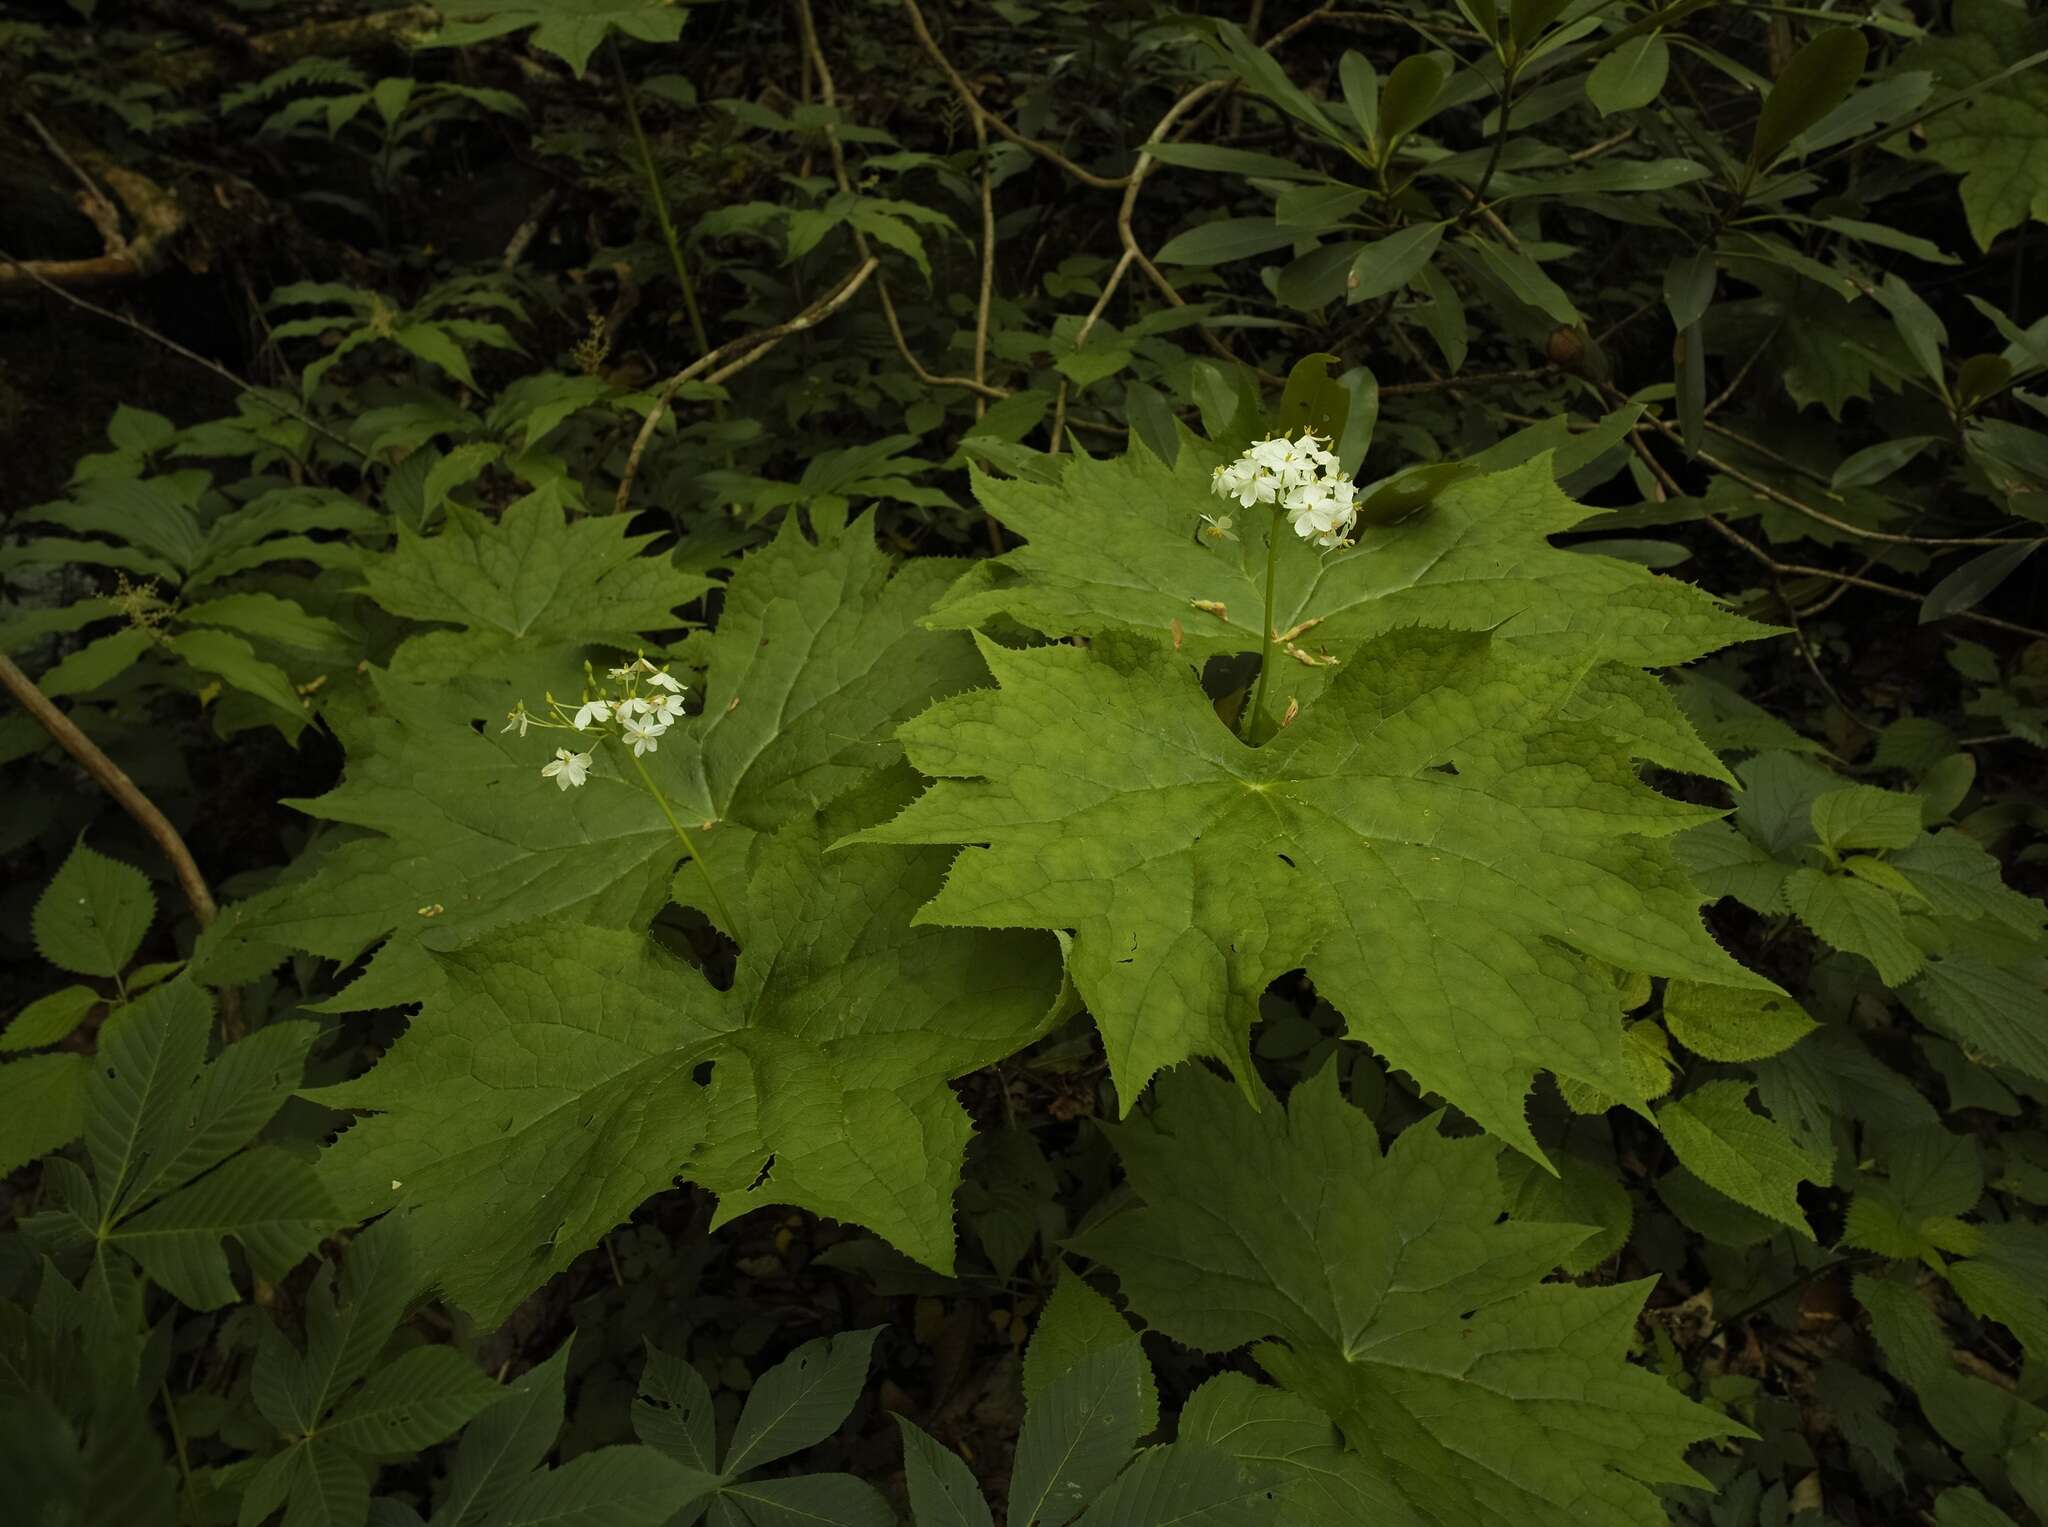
[898,0,1129,189]
[24,111,126,251]
[1704,322,1777,417]
[1569,127,1638,162]
[613,41,712,359]
[1627,429,2048,642]
[797,0,1003,401]
[1771,568,1874,731]
[1381,366,1553,397]
[0,246,366,460]
[615,257,880,512]
[971,110,995,419]
[1625,391,2037,548]
[0,651,242,1034]
[501,188,558,271]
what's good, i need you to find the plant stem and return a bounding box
[1241,508,1284,743]
[627,749,739,938]
[1710,1253,1881,1336]
[162,1381,198,1514]
[1458,59,1519,226]
[612,39,711,361]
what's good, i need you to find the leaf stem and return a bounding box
[161,1381,198,1515]
[1242,507,1284,743]
[627,748,739,939]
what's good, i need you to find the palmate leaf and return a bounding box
[1901,0,2048,250]
[1179,1374,1422,1527]
[360,493,714,667]
[429,1342,573,1527]
[1075,1069,1744,1527]
[21,978,338,1311]
[857,628,1767,1157]
[311,781,1062,1323]
[632,1330,887,1524]
[200,519,987,1005]
[424,0,692,78]
[932,448,1764,764]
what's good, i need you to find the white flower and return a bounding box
[608,662,638,680]
[645,668,684,694]
[616,695,653,718]
[1212,432,1358,553]
[501,706,531,737]
[620,715,663,755]
[648,689,687,724]
[1247,436,1297,472]
[1199,512,1236,543]
[572,698,611,730]
[542,748,593,789]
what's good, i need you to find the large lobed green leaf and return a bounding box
[932,447,1765,762]
[1077,1068,1746,1527]
[858,628,1768,1157]
[360,493,714,666]
[199,516,987,1005]
[1901,0,2048,251]
[311,778,1062,1324]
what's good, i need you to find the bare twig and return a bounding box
[971,109,995,420]
[0,651,243,1034]
[0,654,219,929]
[501,188,558,271]
[1624,397,2038,549]
[24,111,126,250]
[1704,323,1776,417]
[1381,366,1553,397]
[1627,428,2048,642]
[798,0,1002,401]
[0,247,365,460]
[615,257,880,512]
[1569,127,1637,162]
[898,0,1129,189]
[7,115,187,292]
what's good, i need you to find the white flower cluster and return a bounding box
[503,656,688,791]
[1210,432,1359,550]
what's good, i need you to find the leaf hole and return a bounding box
[691,1060,715,1087]
[1427,761,1460,776]
[1276,852,1296,868]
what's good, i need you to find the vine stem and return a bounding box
[1241,508,1284,742]
[627,748,738,939]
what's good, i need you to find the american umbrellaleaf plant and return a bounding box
[32,391,2048,1527]
[503,652,738,932]
[1212,429,1360,741]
